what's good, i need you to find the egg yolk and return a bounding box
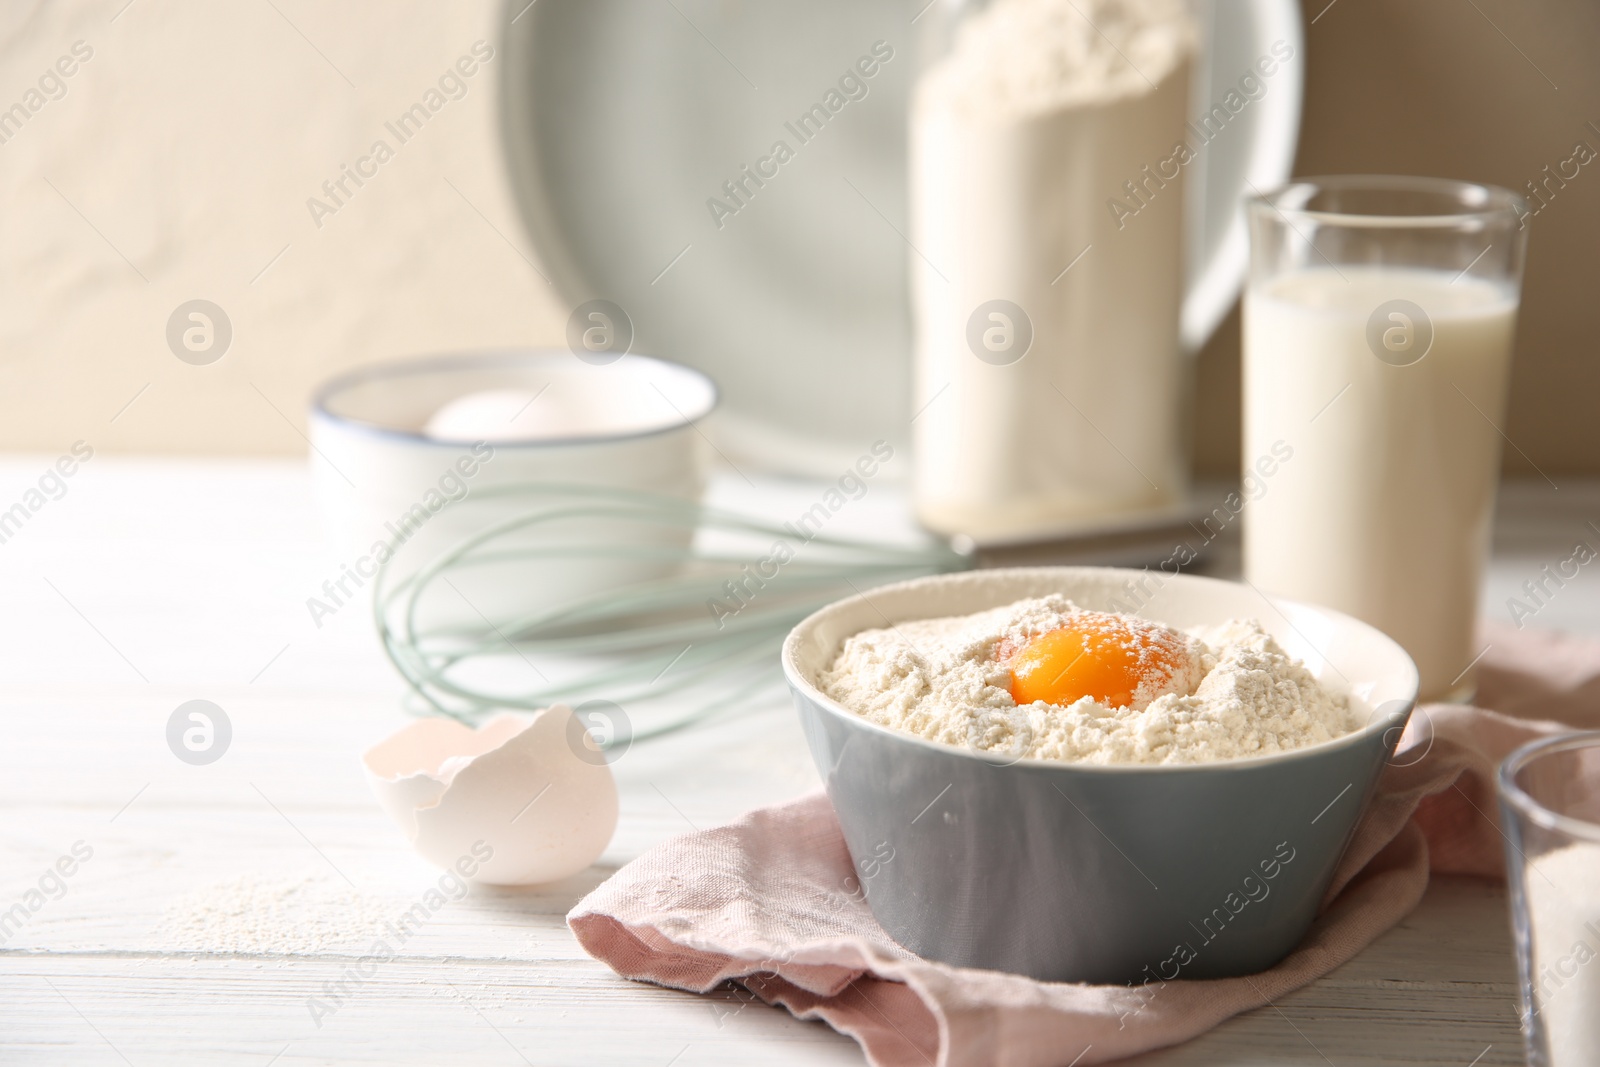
[1005,612,1188,709]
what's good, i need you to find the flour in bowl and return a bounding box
[818,595,1357,765]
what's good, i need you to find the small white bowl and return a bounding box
[308,349,716,623]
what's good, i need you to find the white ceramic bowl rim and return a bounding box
[782,567,1420,775]
[310,348,719,449]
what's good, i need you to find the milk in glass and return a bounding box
[1243,266,1518,699]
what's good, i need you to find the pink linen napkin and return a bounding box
[569,626,1600,1066]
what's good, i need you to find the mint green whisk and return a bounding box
[372,483,971,743]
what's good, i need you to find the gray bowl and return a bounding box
[782,567,1417,984]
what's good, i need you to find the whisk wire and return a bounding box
[372,482,970,737]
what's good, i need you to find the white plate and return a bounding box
[498,0,1301,477]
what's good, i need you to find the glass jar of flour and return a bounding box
[909,0,1302,543]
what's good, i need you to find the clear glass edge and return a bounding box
[1496,729,1600,846]
[1247,174,1529,229]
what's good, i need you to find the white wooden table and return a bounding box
[2,461,1595,1066]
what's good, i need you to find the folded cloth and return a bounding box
[569,627,1600,1066]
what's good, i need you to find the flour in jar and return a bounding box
[910,0,1198,541]
[915,0,1194,117]
[818,595,1358,765]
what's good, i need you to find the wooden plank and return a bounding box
[0,955,864,1066]
[0,880,1523,1066]
[1125,878,1523,1066]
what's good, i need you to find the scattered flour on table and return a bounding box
[818,595,1357,765]
[159,873,394,954]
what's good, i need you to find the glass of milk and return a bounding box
[1499,731,1600,1067]
[1243,176,1528,701]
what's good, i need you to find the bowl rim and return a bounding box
[782,566,1420,775]
[309,348,719,449]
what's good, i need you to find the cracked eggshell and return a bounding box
[362,707,617,885]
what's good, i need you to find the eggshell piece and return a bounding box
[362,716,525,839]
[425,388,610,443]
[362,708,618,885]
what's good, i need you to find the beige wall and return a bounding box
[1196,0,1600,477]
[0,0,560,455]
[6,0,1598,476]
